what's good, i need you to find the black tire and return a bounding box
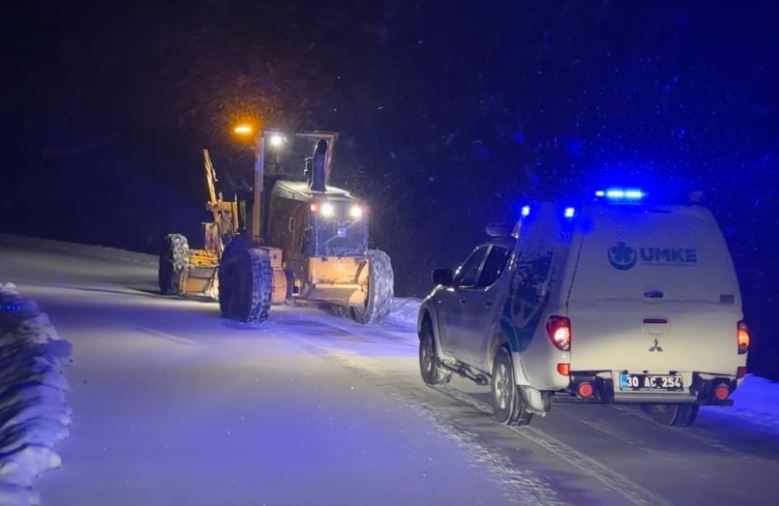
[491,346,533,426]
[218,236,249,318]
[419,322,450,385]
[158,234,189,295]
[351,249,394,324]
[219,242,272,322]
[642,403,699,427]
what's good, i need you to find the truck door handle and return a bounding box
[484,300,493,307]
[458,298,467,305]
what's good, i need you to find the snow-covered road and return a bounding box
[1,235,777,505]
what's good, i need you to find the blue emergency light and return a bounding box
[595,187,646,202]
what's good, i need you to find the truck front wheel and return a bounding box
[419,323,450,385]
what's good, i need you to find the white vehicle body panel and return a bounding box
[567,205,744,377]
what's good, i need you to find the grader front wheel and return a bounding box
[158,234,189,295]
[351,249,394,324]
[219,241,273,323]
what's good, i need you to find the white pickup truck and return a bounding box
[418,189,749,427]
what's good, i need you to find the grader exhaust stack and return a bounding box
[309,139,328,192]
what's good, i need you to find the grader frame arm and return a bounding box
[202,149,240,255]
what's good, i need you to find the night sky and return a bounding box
[3,1,778,377]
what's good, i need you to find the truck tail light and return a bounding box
[737,321,750,355]
[714,384,731,401]
[546,316,572,351]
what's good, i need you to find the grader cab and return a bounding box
[158,130,394,324]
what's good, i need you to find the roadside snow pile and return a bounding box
[0,283,72,506]
[0,234,155,267]
[703,374,779,432]
[730,375,779,425]
[386,297,421,327]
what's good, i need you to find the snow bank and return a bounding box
[0,234,155,267]
[702,374,779,432]
[386,297,421,327]
[0,283,72,506]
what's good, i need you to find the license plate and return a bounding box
[337,227,347,237]
[619,373,683,392]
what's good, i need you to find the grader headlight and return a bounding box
[320,201,336,218]
[349,204,364,220]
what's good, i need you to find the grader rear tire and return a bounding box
[158,234,189,295]
[219,242,272,322]
[351,249,394,324]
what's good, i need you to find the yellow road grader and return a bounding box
[158,130,393,324]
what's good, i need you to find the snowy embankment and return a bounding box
[703,374,779,432]
[0,283,72,506]
[386,297,422,327]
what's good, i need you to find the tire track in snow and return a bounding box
[608,404,779,469]
[551,406,681,463]
[434,386,671,506]
[298,317,666,506]
[133,326,201,346]
[298,340,566,506]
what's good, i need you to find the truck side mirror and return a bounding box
[432,268,454,286]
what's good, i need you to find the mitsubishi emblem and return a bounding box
[648,338,664,352]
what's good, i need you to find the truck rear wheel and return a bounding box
[219,242,272,322]
[642,403,699,427]
[351,249,393,324]
[492,346,533,426]
[158,234,189,295]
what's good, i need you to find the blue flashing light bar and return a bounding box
[521,205,531,217]
[564,207,576,219]
[596,187,646,202]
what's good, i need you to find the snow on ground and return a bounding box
[2,234,779,506]
[386,297,421,328]
[0,283,72,506]
[701,375,779,433]
[0,235,156,268]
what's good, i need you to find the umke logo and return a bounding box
[608,241,637,271]
[608,241,699,271]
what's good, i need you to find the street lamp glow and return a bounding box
[268,133,284,148]
[233,124,254,136]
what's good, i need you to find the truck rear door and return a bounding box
[567,205,742,376]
